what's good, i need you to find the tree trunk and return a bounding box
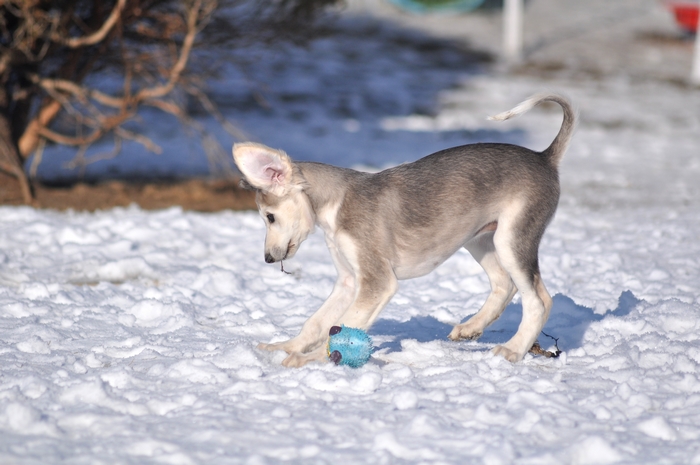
[0,86,33,205]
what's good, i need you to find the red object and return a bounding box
[666,2,699,33]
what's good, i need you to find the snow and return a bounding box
[3,0,700,463]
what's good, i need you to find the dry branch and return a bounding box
[528,332,562,358]
[528,342,561,358]
[135,0,203,101]
[17,0,213,161]
[29,75,124,108]
[54,0,127,48]
[1,0,339,203]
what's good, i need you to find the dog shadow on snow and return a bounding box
[370,291,641,353]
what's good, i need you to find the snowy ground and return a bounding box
[3,0,700,463]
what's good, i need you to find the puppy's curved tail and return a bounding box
[488,93,576,168]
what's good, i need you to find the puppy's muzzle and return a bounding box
[265,241,296,263]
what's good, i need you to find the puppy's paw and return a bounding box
[258,337,313,354]
[492,344,524,363]
[281,352,311,368]
[258,334,324,355]
[282,348,327,368]
[448,323,483,341]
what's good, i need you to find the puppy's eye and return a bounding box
[266,213,275,224]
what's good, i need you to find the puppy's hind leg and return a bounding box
[449,231,516,342]
[490,209,553,362]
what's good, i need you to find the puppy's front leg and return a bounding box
[257,274,354,354]
[335,263,398,331]
[276,269,396,368]
[258,241,355,356]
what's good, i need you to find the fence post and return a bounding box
[503,0,524,63]
[692,0,700,85]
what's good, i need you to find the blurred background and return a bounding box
[0,0,698,209]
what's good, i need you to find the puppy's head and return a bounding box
[233,142,315,263]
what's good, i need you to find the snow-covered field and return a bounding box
[3,1,700,463]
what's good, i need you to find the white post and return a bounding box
[692,0,700,85]
[503,0,524,63]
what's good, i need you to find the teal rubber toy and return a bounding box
[327,325,373,368]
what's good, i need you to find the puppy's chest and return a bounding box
[316,202,342,240]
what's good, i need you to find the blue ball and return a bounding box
[327,325,373,368]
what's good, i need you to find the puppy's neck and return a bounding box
[297,162,356,209]
[296,162,363,236]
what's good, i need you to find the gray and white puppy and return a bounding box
[233,93,575,367]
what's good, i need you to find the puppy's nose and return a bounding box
[264,253,275,263]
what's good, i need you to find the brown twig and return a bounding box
[280,261,292,275]
[53,0,128,48]
[29,74,125,108]
[185,84,250,141]
[64,136,123,171]
[135,0,203,102]
[528,331,562,358]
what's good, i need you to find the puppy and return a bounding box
[233,93,575,367]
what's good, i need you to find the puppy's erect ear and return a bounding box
[233,142,294,196]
